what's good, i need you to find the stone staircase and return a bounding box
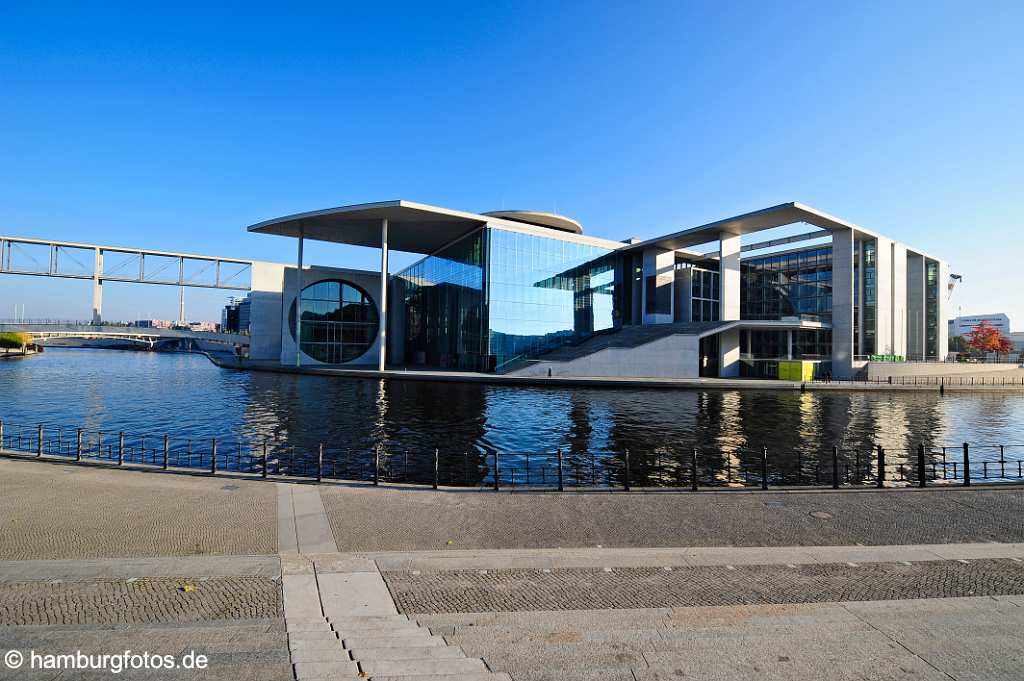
[498,321,732,374]
[286,612,508,680]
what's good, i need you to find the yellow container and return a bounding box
[779,360,814,381]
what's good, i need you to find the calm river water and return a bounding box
[2,349,1024,486]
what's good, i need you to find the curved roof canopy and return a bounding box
[247,201,488,254]
[480,210,583,234]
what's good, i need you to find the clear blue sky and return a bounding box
[1,1,1021,326]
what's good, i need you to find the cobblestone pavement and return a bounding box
[322,484,1024,551]
[0,458,276,559]
[0,577,282,625]
[0,619,292,680]
[384,558,1024,613]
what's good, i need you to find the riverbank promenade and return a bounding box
[3,456,1024,680]
[6,456,1024,675]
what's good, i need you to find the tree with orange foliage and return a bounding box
[965,320,1014,354]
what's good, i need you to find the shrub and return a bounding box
[0,331,32,350]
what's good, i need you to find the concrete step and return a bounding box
[360,659,488,676]
[293,659,360,678]
[343,634,444,649]
[327,615,411,626]
[350,647,466,661]
[368,674,511,681]
[290,630,340,641]
[289,638,345,652]
[291,648,354,663]
[333,621,422,635]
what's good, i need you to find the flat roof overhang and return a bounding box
[621,202,865,253]
[247,200,489,254]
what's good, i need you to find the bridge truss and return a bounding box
[0,235,255,323]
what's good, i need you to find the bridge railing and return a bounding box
[1,419,1023,491]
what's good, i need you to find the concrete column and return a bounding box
[378,218,388,372]
[891,243,908,357]
[719,233,741,321]
[937,260,950,360]
[786,330,793,359]
[717,233,742,377]
[831,229,855,377]
[91,248,103,324]
[295,223,304,367]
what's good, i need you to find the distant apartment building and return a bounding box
[221,296,251,334]
[948,313,1011,338]
[134,319,174,329]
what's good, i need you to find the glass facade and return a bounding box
[678,263,720,322]
[395,229,487,371]
[860,239,877,357]
[925,259,939,358]
[289,279,378,363]
[395,226,618,372]
[740,247,833,323]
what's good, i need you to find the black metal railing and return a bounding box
[813,375,1024,387]
[1,419,1023,492]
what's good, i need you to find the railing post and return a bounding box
[261,440,268,479]
[963,442,970,486]
[163,434,169,470]
[832,445,839,489]
[493,451,500,491]
[317,443,323,482]
[210,438,217,474]
[691,448,699,491]
[37,423,43,457]
[624,449,631,491]
[918,443,927,488]
[557,448,564,491]
[373,448,379,486]
[76,428,82,462]
[876,445,885,488]
[117,431,124,465]
[433,448,439,489]
[761,446,769,490]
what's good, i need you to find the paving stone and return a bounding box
[0,577,282,625]
[384,559,1024,613]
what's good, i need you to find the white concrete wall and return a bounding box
[890,242,908,357]
[642,248,675,325]
[279,266,382,367]
[866,361,1021,379]
[874,237,892,355]
[719,233,741,321]
[718,327,741,377]
[247,262,286,361]
[507,332,702,378]
[831,229,856,377]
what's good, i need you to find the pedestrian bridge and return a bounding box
[0,322,249,347]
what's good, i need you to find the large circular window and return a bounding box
[289,279,379,363]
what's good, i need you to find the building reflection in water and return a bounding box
[5,351,1024,486]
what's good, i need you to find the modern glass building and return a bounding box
[247,200,950,379]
